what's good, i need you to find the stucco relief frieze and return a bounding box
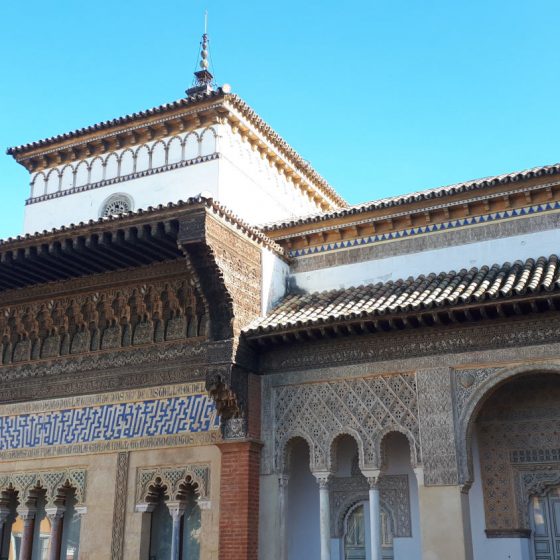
[273,374,420,473]
[260,316,560,373]
[0,340,211,404]
[0,275,207,367]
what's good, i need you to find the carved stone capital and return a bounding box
[17,506,37,521]
[167,501,187,521]
[45,506,66,520]
[278,475,289,490]
[313,472,331,489]
[362,470,381,489]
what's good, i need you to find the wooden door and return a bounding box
[532,487,560,560]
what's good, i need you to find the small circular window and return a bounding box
[101,194,133,217]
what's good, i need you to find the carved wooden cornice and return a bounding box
[7,90,344,211]
[0,196,284,292]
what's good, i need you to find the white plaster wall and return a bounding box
[469,431,531,560]
[23,159,220,232]
[261,249,289,314]
[291,225,560,293]
[23,121,325,233]
[217,126,322,225]
[287,440,321,560]
[383,434,422,560]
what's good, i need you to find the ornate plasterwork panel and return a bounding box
[417,368,459,486]
[0,468,87,507]
[475,374,560,533]
[274,374,419,472]
[330,472,411,539]
[0,382,221,460]
[135,463,211,505]
[110,452,129,560]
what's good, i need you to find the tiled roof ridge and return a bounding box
[260,162,560,231]
[6,89,226,156]
[0,196,286,256]
[245,254,560,335]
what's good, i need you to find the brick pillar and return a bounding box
[218,440,262,560]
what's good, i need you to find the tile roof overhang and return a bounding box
[244,255,560,345]
[6,90,345,209]
[261,162,560,234]
[0,196,285,292]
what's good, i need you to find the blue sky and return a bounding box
[1,0,559,238]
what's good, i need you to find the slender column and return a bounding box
[18,507,37,560]
[168,502,186,560]
[0,504,11,560]
[278,475,289,560]
[366,474,381,560]
[314,473,331,560]
[46,506,65,560]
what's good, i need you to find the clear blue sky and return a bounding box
[1,0,559,238]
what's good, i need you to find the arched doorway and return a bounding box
[467,372,560,560]
[343,501,395,560]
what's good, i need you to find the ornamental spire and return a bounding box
[186,12,215,97]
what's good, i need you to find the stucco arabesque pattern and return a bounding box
[135,464,211,507]
[274,374,420,473]
[416,368,459,486]
[0,468,87,508]
[330,470,411,540]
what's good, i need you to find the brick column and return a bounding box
[218,440,262,560]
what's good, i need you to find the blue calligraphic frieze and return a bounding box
[0,394,220,451]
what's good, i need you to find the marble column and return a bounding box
[0,504,11,560]
[278,475,289,560]
[314,473,331,560]
[46,506,65,560]
[366,473,381,560]
[18,507,37,560]
[167,501,186,560]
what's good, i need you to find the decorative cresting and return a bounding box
[135,464,210,509]
[0,277,208,365]
[274,374,420,472]
[0,468,86,507]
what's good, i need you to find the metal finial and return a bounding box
[186,12,215,97]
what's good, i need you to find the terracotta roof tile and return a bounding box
[245,255,560,336]
[261,162,560,231]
